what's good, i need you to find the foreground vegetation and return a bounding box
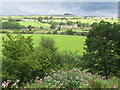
[1,21,120,89]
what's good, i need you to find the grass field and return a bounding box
[52,19,117,24]
[1,34,86,55]
[17,21,50,29]
[25,34,86,55]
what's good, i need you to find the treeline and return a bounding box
[1,22,25,29]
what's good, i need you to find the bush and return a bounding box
[66,29,75,35]
[52,30,58,34]
[39,36,58,52]
[52,51,82,70]
[24,69,119,88]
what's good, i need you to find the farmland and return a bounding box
[17,21,50,29]
[1,15,119,89]
[1,34,86,55]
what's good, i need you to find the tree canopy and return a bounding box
[82,21,120,77]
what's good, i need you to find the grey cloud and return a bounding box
[1,2,118,17]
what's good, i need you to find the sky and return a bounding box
[1,2,118,17]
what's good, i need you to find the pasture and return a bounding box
[32,34,86,55]
[1,34,86,55]
[17,21,50,29]
[52,19,117,24]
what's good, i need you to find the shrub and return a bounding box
[24,69,119,88]
[52,51,82,70]
[52,30,58,34]
[39,36,58,52]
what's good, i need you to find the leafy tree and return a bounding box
[28,25,32,31]
[61,17,66,22]
[52,30,58,34]
[8,19,16,22]
[59,22,67,25]
[82,21,120,77]
[49,16,53,22]
[50,25,56,29]
[90,22,98,27]
[38,17,43,22]
[44,17,49,22]
[2,22,25,29]
[86,23,90,27]
[39,36,58,52]
[66,29,76,35]
[50,22,58,29]
[76,21,82,27]
[2,33,34,85]
[2,34,57,87]
[67,21,74,25]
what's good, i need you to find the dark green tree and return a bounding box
[67,21,74,25]
[28,25,32,31]
[44,17,49,22]
[2,33,34,85]
[76,21,82,28]
[39,36,58,52]
[49,16,53,22]
[82,21,120,77]
[38,17,44,22]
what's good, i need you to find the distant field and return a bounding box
[17,21,50,29]
[53,19,117,24]
[2,20,8,22]
[1,34,86,55]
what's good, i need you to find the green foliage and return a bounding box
[25,69,92,88]
[82,21,120,77]
[52,30,58,34]
[25,69,118,88]
[44,17,49,22]
[76,21,82,27]
[39,36,58,52]
[2,33,34,85]
[50,22,59,29]
[66,29,75,35]
[52,51,82,70]
[59,22,67,25]
[8,19,16,22]
[2,34,57,87]
[90,22,98,27]
[38,17,43,22]
[67,21,74,25]
[2,22,25,29]
[27,25,32,31]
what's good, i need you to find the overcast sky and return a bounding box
[1,2,118,17]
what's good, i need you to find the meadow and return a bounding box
[17,21,50,29]
[1,34,86,55]
[53,19,117,24]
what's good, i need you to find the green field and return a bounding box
[17,21,50,29]
[26,34,86,55]
[52,19,117,24]
[1,34,86,55]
